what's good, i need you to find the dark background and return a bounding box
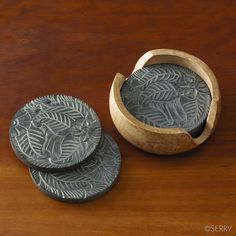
[0,1,235,235]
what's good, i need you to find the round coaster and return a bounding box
[29,133,121,202]
[10,95,101,171]
[121,63,212,137]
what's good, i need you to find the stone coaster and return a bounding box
[29,133,121,202]
[10,95,101,171]
[121,63,212,137]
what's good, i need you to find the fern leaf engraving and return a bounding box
[121,64,212,137]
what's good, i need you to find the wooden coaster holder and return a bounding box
[109,49,221,154]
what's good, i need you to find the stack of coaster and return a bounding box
[10,95,121,202]
[121,63,212,137]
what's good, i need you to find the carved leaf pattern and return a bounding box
[10,95,101,170]
[30,133,121,202]
[121,64,212,136]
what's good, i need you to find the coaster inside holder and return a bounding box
[109,49,221,154]
[121,63,212,138]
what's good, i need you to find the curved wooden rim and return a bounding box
[111,49,221,147]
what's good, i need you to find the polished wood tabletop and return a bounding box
[0,1,235,235]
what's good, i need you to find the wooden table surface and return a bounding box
[0,1,235,235]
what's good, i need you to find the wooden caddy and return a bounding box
[109,49,221,154]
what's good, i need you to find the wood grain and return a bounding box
[0,1,235,235]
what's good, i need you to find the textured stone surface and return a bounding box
[10,95,101,171]
[30,133,121,202]
[121,64,212,137]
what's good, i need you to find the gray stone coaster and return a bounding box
[121,64,212,137]
[10,95,101,171]
[29,133,121,202]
